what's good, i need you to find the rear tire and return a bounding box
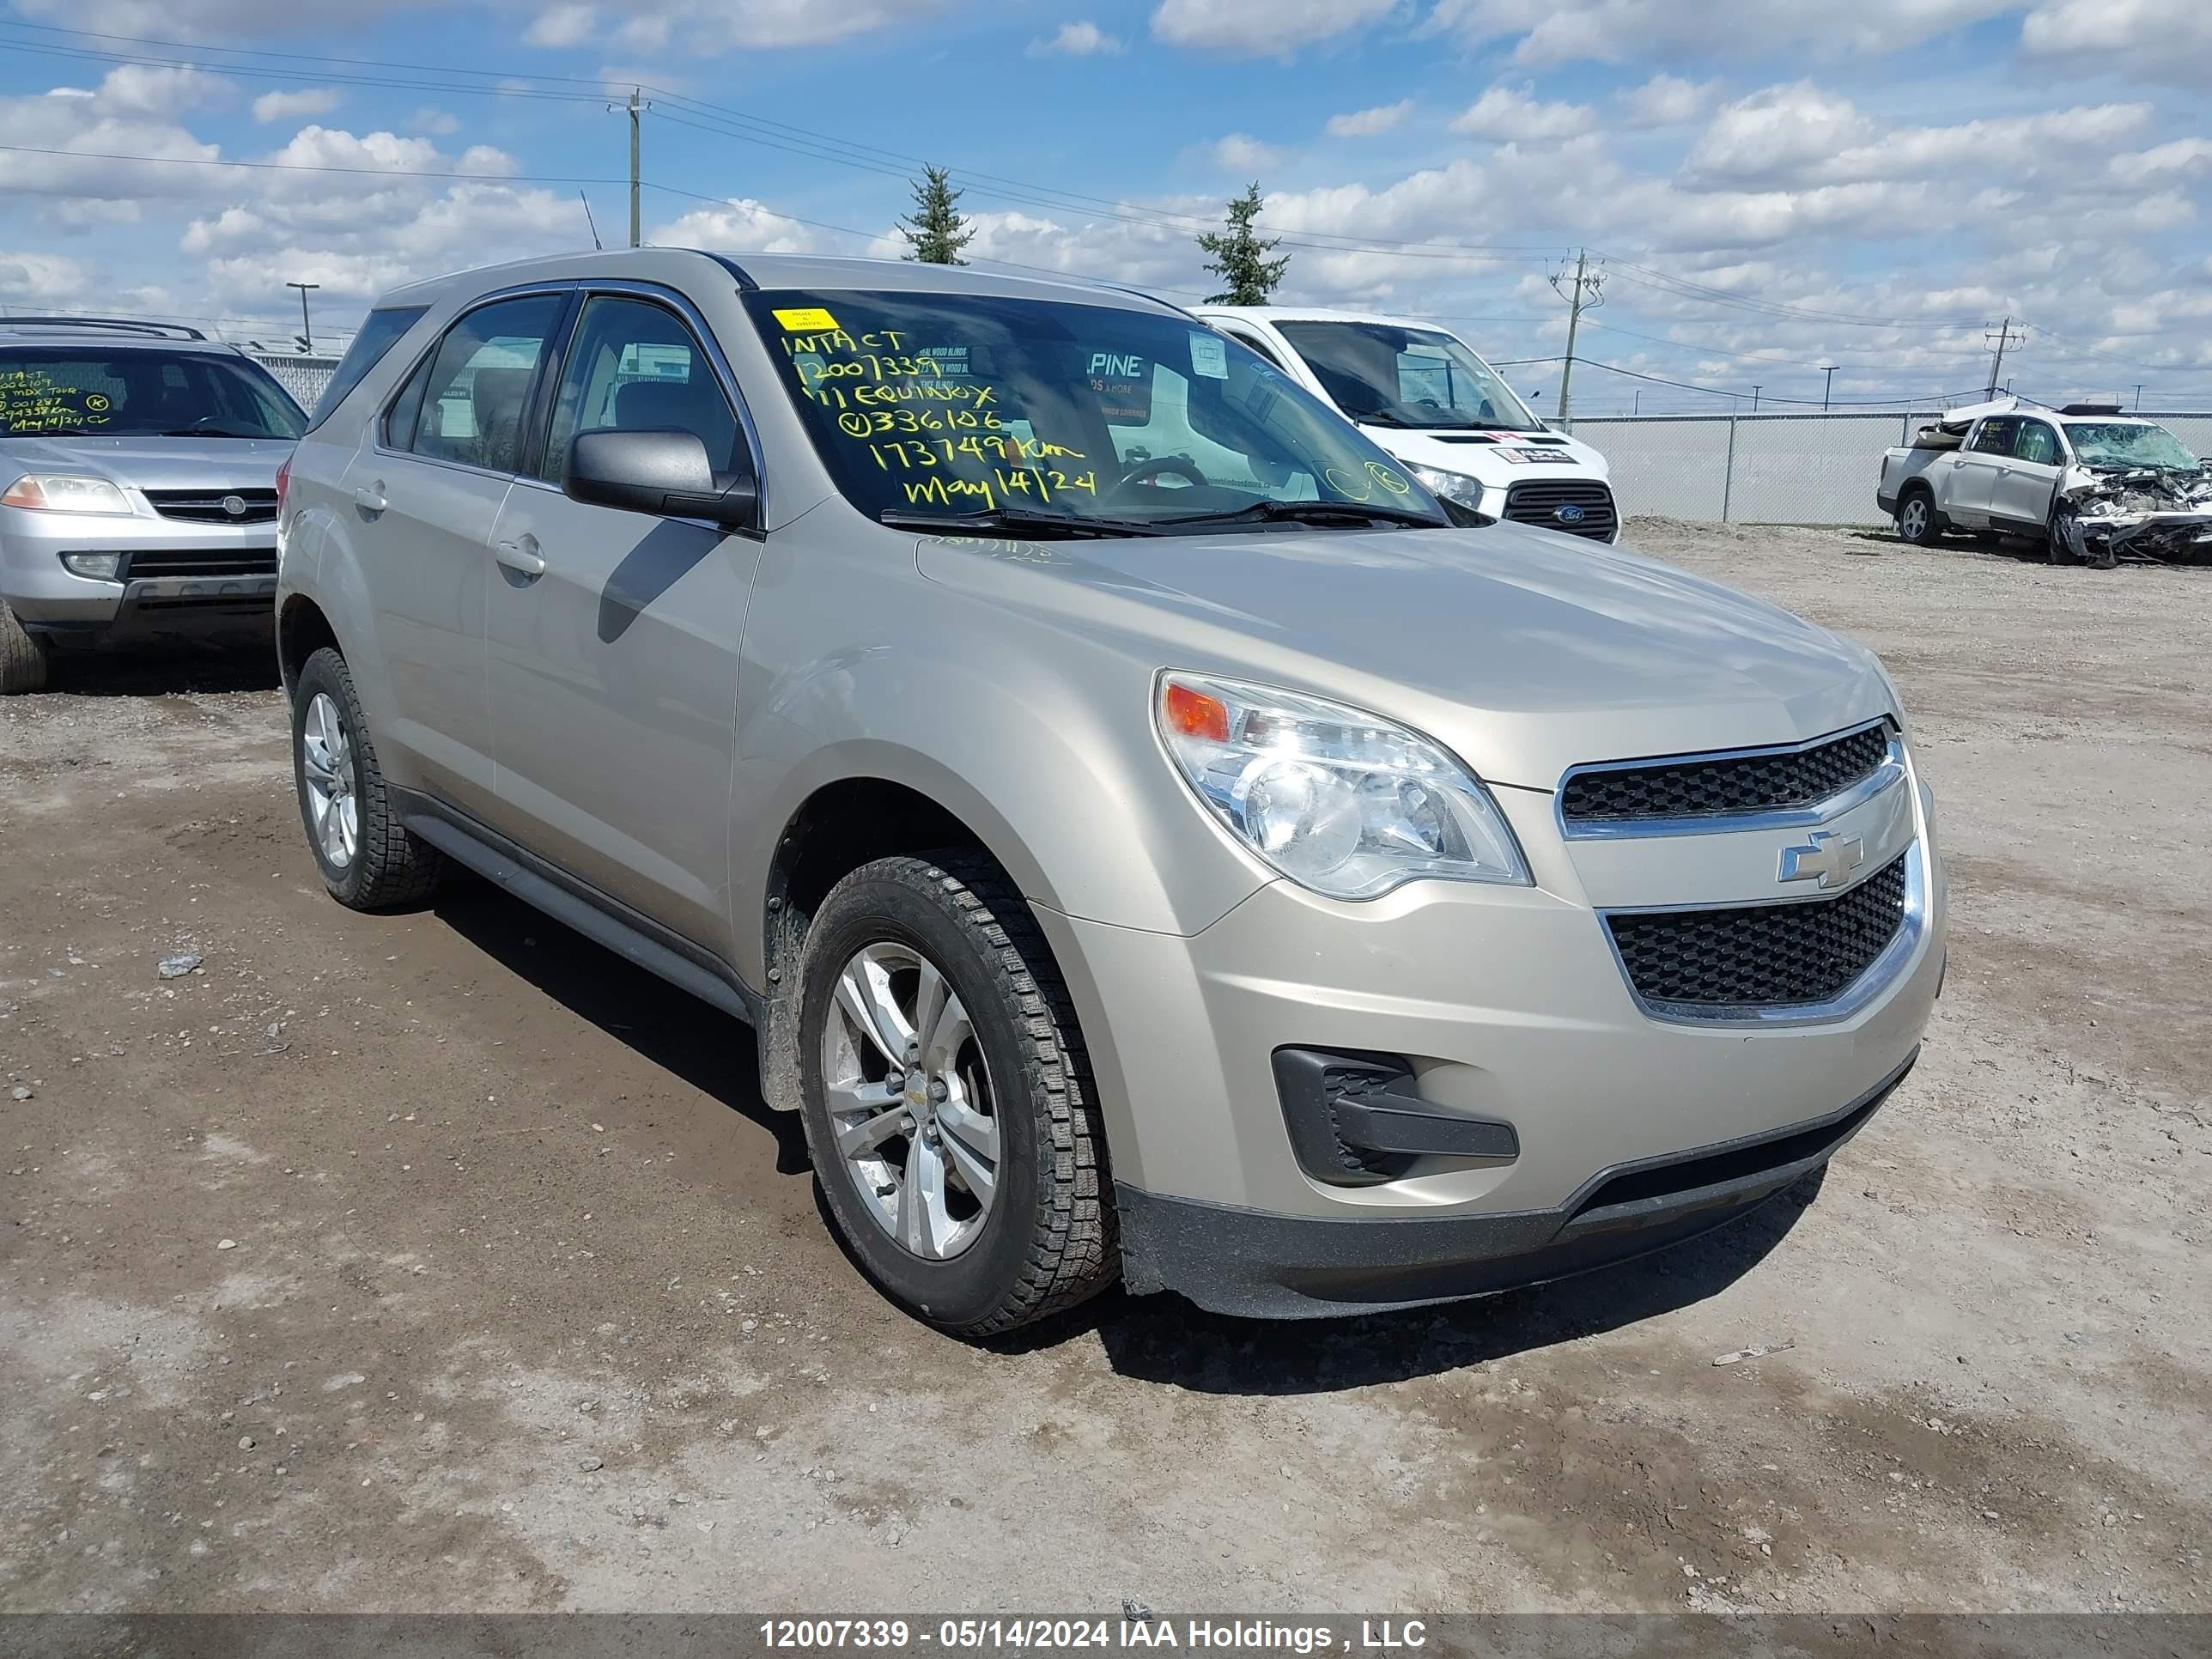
[796,853,1116,1336]
[0,601,50,695]
[291,647,447,910]
[1894,489,1942,546]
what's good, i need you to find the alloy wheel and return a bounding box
[819,940,1000,1261]
[1900,498,1928,539]
[300,691,360,870]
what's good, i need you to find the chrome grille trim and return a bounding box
[1557,720,1905,841]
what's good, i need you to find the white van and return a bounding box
[1193,307,1618,542]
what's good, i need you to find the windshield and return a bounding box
[2066,422,2201,471]
[1272,320,1541,432]
[0,347,305,440]
[744,289,1448,535]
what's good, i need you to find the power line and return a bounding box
[0,138,631,189]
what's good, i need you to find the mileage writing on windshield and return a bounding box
[779,314,1099,514]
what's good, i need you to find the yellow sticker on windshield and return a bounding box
[774,307,841,332]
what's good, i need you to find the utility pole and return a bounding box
[1547,247,1602,428]
[1820,363,1840,410]
[2132,382,2145,410]
[1632,390,1639,416]
[285,281,319,353]
[1751,384,1761,413]
[1984,315,2022,399]
[608,87,648,247]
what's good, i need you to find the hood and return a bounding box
[1359,424,1609,486]
[915,518,1893,791]
[0,434,289,492]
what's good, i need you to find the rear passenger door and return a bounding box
[482,286,765,952]
[345,289,565,822]
[1943,416,2016,521]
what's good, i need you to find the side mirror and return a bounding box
[563,427,759,531]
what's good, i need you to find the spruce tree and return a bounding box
[1197,182,1289,305]
[898,166,975,265]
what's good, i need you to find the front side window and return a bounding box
[1272,320,1542,432]
[743,289,1447,536]
[536,295,740,484]
[307,306,426,429]
[2013,421,2062,465]
[0,348,304,439]
[2066,422,2200,471]
[399,294,563,475]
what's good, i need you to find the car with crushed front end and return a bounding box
[0,318,307,692]
[275,249,1945,1334]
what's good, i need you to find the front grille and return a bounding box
[120,548,277,580]
[1563,722,1891,823]
[1607,852,1910,1011]
[142,488,278,525]
[1502,479,1617,540]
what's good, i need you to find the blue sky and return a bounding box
[1,0,2208,412]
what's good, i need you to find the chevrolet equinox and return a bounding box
[275,251,1945,1334]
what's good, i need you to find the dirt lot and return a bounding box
[1,520,2206,1615]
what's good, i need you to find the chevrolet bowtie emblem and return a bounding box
[1778,830,1865,890]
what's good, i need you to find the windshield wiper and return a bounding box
[158,426,274,439]
[876,507,1164,540]
[1158,498,1443,532]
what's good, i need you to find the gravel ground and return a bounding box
[0,519,2205,1614]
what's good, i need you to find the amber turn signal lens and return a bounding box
[1162,680,1231,744]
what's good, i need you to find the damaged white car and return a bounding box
[1877,396,2212,568]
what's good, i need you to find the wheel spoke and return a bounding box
[923,990,973,1073]
[897,1135,951,1258]
[829,1079,907,1158]
[836,951,915,1066]
[910,960,950,1060]
[935,1097,997,1206]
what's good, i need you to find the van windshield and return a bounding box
[1273,320,1542,433]
[0,348,306,439]
[744,289,1448,537]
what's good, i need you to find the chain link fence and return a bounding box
[1573,410,2212,526]
[248,354,339,413]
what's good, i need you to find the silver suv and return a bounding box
[276,250,1945,1334]
[0,319,307,692]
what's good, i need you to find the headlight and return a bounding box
[1408,465,1486,511]
[1156,672,1529,899]
[61,551,123,580]
[3,474,133,514]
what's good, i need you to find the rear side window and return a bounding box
[307,306,427,430]
[397,295,564,476]
[1970,417,2019,455]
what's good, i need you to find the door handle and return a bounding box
[354,483,386,513]
[494,536,545,577]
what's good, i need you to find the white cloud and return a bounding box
[1614,73,1716,128]
[2020,0,2212,81]
[1326,100,1412,137]
[0,249,98,304]
[1426,0,2020,64]
[252,88,343,124]
[526,3,596,46]
[1211,133,1288,172]
[1449,83,1595,142]
[648,197,823,254]
[94,65,231,118]
[515,0,943,52]
[406,107,460,137]
[1152,0,1397,58]
[1029,20,1122,55]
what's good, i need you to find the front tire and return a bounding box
[797,854,1115,1336]
[291,647,447,909]
[1895,489,1942,546]
[0,601,49,695]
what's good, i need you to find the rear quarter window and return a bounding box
[307,306,429,431]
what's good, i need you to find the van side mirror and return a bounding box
[563,427,759,532]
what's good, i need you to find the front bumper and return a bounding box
[1118,1051,1913,1317]
[3,508,276,643]
[1033,759,1945,1316]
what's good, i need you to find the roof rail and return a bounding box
[0,315,208,341]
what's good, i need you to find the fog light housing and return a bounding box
[61,550,124,580]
